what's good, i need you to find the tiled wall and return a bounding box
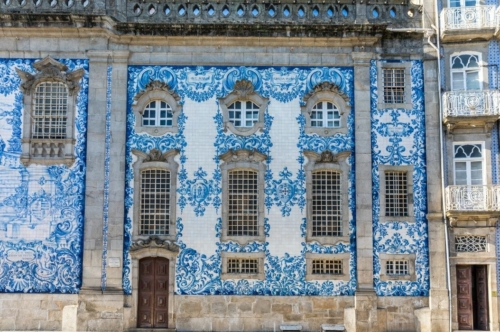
[0,58,88,293]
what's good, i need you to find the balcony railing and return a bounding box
[440,5,497,31]
[443,90,500,117]
[446,185,500,212]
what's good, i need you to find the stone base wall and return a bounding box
[377,297,429,332]
[173,295,354,332]
[0,293,78,331]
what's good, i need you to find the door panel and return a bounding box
[457,265,473,330]
[475,265,489,330]
[138,257,169,328]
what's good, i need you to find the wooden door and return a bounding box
[457,265,473,330]
[138,257,169,328]
[475,265,489,330]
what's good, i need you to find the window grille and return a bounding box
[140,169,170,235]
[383,69,405,104]
[228,101,259,127]
[310,101,341,128]
[312,170,342,236]
[142,100,173,127]
[228,170,259,236]
[312,259,343,275]
[385,171,408,217]
[455,235,487,252]
[32,82,68,139]
[227,258,259,274]
[386,260,409,276]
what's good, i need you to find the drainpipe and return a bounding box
[388,21,452,332]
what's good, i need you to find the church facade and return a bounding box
[0,0,498,331]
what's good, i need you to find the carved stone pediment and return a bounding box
[130,236,180,253]
[132,148,179,164]
[219,149,267,163]
[302,82,349,104]
[303,150,351,164]
[16,56,84,96]
[134,80,180,106]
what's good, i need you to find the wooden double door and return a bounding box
[138,257,169,328]
[456,265,489,330]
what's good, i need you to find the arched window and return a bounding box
[142,100,173,127]
[301,82,351,136]
[450,53,481,91]
[227,101,260,128]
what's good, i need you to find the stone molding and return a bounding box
[129,236,180,253]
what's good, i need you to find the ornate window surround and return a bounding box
[376,61,412,110]
[378,164,414,223]
[301,82,351,137]
[379,253,416,281]
[128,236,179,329]
[132,148,179,242]
[16,56,84,166]
[132,80,182,136]
[219,79,268,137]
[305,253,350,281]
[220,252,265,280]
[303,150,351,245]
[219,149,267,245]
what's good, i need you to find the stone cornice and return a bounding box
[129,236,180,253]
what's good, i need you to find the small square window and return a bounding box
[386,260,408,276]
[221,252,265,280]
[305,253,350,281]
[379,253,416,281]
[312,259,343,275]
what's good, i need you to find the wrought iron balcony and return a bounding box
[440,5,497,41]
[442,90,500,133]
[445,185,500,213]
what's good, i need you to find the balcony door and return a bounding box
[451,53,481,91]
[453,143,486,210]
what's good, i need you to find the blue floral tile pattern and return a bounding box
[371,59,429,296]
[0,58,88,293]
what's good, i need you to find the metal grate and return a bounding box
[227,258,259,274]
[385,171,408,217]
[310,101,341,128]
[311,259,343,275]
[312,170,342,236]
[32,82,68,139]
[140,169,170,235]
[455,235,487,252]
[386,260,409,276]
[142,100,173,126]
[228,101,259,127]
[383,69,405,104]
[228,170,259,236]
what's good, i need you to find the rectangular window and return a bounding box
[453,143,484,185]
[227,258,259,274]
[140,169,170,235]
[312,170,342,236]
[33,82,68,139]
[312,259,343,275]
[385,171,408,217]
[386,260,409,276]
[383,69,405,104]
[228,170,259,236]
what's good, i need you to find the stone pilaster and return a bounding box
[352,51,378,332]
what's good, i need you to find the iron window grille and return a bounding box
[386,260,409,276]
[455,235,487,252]
[227,258,259,274]
[32,82,68,139]
[383,68,405,104]
[228,169,259,236]
[385,171,408,217]
[311,259,343,275]
[140,169,170,235]
[312,170,342,236]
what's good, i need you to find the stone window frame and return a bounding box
[377,61,412,110]
[219,79,269,137]
[132,80,182,136]
[219,149,267,245]
[305,253,350,281]
[220,252,265,280]
[132,148,179,242]
[379,253,416,281]
[303,150,351,245]
[378,164,415,223]
[16,56,84,166]
[450,227,495,258]
[301,82,351,137]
